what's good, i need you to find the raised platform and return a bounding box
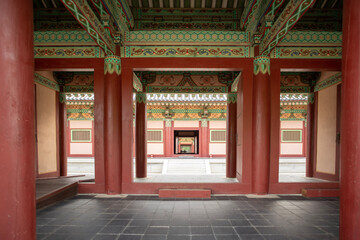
[159,189,211,198]
[302,188,340,198]
[36,176,91,209]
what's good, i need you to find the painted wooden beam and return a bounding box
[259,0,316,56]
[100,0,129,33]
[118,0,135,28]
[133,72,143,92]
[240,0,257,30]
[60,0,115,55]
[244,0,273,35]
[267,0,285,16]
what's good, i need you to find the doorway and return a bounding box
[174,130,199,155]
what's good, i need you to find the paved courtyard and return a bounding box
[37,195,339,240]
[68,157,329,183]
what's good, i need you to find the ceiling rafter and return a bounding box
[60,0,115,55]
[244,0,272,35]
[240,0,257,29]
[259,0,316,56]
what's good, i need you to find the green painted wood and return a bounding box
[195,0,202,8]
[237,0,245,8]
[142,0,149,8]
[184,0,191,8]
[132,0,139,8]
[164,0,170,8]
[216,0,222,8]
[153,0,160,7]
[205,0,212,7]
[313,0,324,8]
[174,0,180,8]
[227,0,235,8]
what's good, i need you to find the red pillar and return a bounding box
[252,56,271,194]
[201,120,209,157]
[306,91,315,177]
[340,0,360,238]
[0,0,35,238]
[104,55,122,194]
[135,93,147,178]
[226,94,237,178]
[164,119,172,157]
[59,91,68,176]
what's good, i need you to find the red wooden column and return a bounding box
[0,0,35,239]
[252,56,271,194]
[135,93,147,178]
[104,55,122,194]
[226,93,237,178]
[59,89,68,176]
[340,0,360,238]
[306,90,315,177]
[164,119,172,157]
[201,120,209,157]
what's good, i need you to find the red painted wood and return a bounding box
[121,67,135,185]
[306,97,315,177]
[0,0,36,239]
[36,58,106,193]
[341,3,360,235]
[237,69,253,184]
[159,189,211,198]
[252,67,271,194]
[301,188,340,198]
[269,60,341,193]
[226,102,237,178]
[120,58,254,194]
[135,100,147,178]
[104,69,122,194]
[164,121,172,157]
[59,90,68,176]
[55,92,61,177]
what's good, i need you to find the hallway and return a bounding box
[36,195,339,240]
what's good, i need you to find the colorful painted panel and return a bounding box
[34,30,95,45]
[260,0,316,56]
[34,47,103,58]
[314,72,341,92]
[125,31,250,45]
[60,0,115,55]
[67,103,94,120]
[147,103,227,121]
[147,86,227,93]
[279,31,342,46]
[280,105,307,121]
[34,73,60,92]
[273,47,342,59]
[133,73,143,92]
[133,9,240,31]
[122,46,250,58]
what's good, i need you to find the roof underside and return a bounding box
[33,0,343,31]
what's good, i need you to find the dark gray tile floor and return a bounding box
[36,195,339,240]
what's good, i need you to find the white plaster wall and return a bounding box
[209,121,226,128]
[280,143,303,155]
[209,143,226,155]
[147,143,164,154]
[316,84,337,175]
[70,143,93,155]
[70,120,92,128]
[147,120,164,128]
[174,121,199,128]
[281,121,303,129]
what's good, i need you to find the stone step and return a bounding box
[302,188,340,198]
[159,189,211,198]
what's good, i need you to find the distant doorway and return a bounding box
[174,130,199,154]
